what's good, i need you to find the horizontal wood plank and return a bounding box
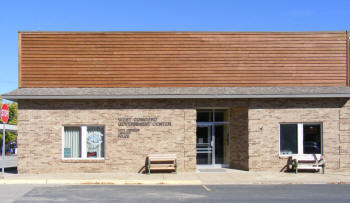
[19,32,348,87]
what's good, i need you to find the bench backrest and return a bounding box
[148,154,176,160]
[292,154,322,161]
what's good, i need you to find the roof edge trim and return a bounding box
[3,94,350,101]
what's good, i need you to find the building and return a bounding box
[3,31,350,173]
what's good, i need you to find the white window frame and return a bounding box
[62,125,105,160]
[279,122,323,157]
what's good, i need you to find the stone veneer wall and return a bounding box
[17,99,248,174]
[18,99,197,173]
[17,98,350,173]
[229,107,249,170]
[248,98,349,172]
[339,100,350,170]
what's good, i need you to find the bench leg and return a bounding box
[295,160,298,174]
[322,162,325,174]
[175,160,177,174]
[148,159,151,175]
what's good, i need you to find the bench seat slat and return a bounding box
[297,166,322,170]
[150,164,175,170]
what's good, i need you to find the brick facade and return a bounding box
[229,107,249,170]
[339,100,350,170]
[17,98,350,173]
[18,99,198,173]
[248,98,350,172]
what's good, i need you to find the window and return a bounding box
[197,109,228,122]
[197,111,212,122]
[303,124,322,154]
[280,123,322,156]
[63,126,104,159]
[280,124,298,155]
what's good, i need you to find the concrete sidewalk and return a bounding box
[1,169,350,185]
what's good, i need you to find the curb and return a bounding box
[0,179,202,185]
[0,179,46,184]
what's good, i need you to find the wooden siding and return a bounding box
[19,31,349,88]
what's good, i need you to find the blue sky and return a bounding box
[1,0,350,97]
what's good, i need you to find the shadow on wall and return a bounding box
[19,98,349,111]
[249,98,348,110]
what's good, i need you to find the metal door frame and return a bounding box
[197,122,230,168]
[196,124,213,166]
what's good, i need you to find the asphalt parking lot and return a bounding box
[1,184,350,203]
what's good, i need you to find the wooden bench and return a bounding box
[147,154,177,174]
[291,154,325,174]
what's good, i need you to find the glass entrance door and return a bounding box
[196,109,230,167]
[196,125,212,165]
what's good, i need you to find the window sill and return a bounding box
[279,154,293,158]
[279,155,292,159]
[61,158,105,163]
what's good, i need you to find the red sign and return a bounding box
[1,104,9,124]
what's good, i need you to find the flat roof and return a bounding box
[3,87,350,101]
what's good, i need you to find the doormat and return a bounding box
[198,169,226,172]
